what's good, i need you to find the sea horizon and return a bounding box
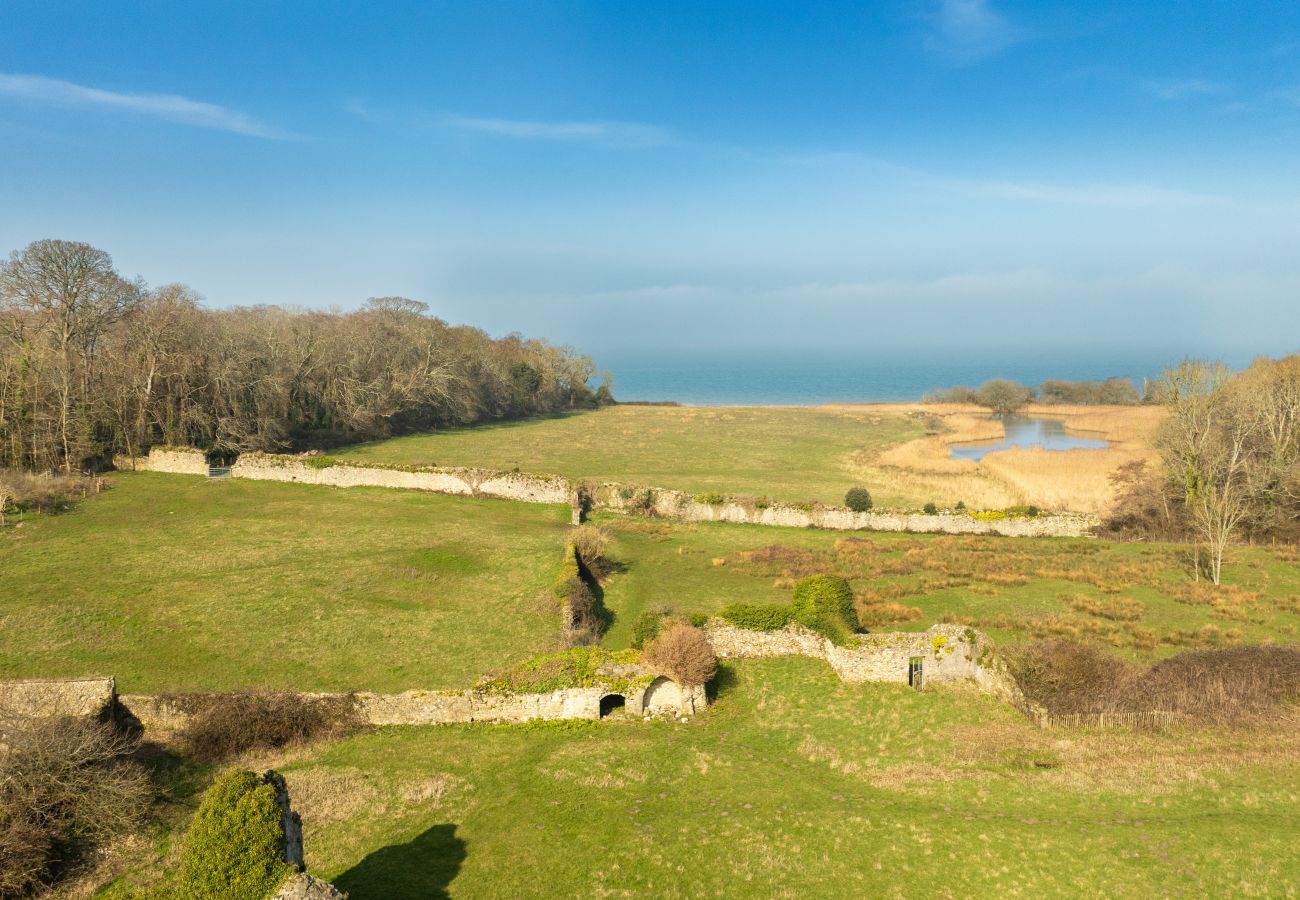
[593,346,1252,407]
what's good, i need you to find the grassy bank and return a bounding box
[334,405,925,508]
[0,473,571,692]
[106,658,1300,898]
[593,513,1300,657]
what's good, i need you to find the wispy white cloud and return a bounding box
[0,73,290,139]
[442,114,672,147]
[1144,78,1225,101]
[967,179,1222,208]
[778,149,1220,209]
[924,0,1024,64]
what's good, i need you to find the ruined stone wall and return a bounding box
[705,621,1023,702]
[118,678,704,732]
[594,483,1096,537]
[231,454,572,504]
[114,447,209,475]
[0,677,116,718]
[124,447,1094,535]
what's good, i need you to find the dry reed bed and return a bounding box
[828,402,1166,514]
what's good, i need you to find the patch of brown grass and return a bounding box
[1065,593,1146,622]
[857,603,924,627]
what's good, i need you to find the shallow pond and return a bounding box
[949,416,1109,461]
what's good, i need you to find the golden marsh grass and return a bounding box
[830,401,1166,513]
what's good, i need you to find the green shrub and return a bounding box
[955,500,966,511]
[844,487,873,512]
[719,603,794,632]
[175,770,294,900]
[694,491,726,506]
[631,610,663,649]
[791,575,858,644]
[923,502,938,515]
[480,647,642,693]
[304,455,338,470]
[687,612,709,628]
[553,543,581,603]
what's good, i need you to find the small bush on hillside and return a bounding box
[172,691,361,763]
[1136,646,1300,724]
[975,379,1036,416]
[174,769,294,900]
[844,487,873,512]
[694,491,726,506]
[791,575,859,644]
[719,603,794,632]
[923,502,938,515]
[0,714,150,896]
[955,500,966,511]
[643,624,717,687]
[631,610,664,649]
[303,455,338,470]
[1002,639,1138,716]
[687,612,709,628]
[1005,640,1300,725]
[570,525,609,568]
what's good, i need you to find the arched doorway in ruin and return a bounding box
[641,676,684,715]
[599,694,626,718]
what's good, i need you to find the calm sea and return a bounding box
[593,347,1219,406]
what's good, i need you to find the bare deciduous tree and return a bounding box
[1155,357,1300,584]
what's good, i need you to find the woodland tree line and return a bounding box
[0,240,610,473]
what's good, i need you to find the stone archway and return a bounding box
[641,676,685,715]
[599,694,626,718]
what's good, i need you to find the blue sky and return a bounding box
[2,1,1299,360]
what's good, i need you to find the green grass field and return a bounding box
[592,513,1300,657]
[106,657,1300,898]
[335,405,925,507]
[0,473,571,693]
[8,474,1300,898]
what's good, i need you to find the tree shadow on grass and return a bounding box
[706,662,741,703]
[334,823,466,900]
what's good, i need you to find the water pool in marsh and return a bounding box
[949,416,1109,461]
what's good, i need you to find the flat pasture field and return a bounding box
[0,473,571,693]
[112,658,1300,898]
[335,405,926,508]
[593,513,1300,657]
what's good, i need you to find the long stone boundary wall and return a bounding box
[705,622,1025,705]
[117,679,707,732]
[592,483,1096,537]
[119,447,1096,537]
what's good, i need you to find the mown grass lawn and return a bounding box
[334,405,925,508]
[0,473,571,693]
[592,514,1300,658]
[219,658,1300,898]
